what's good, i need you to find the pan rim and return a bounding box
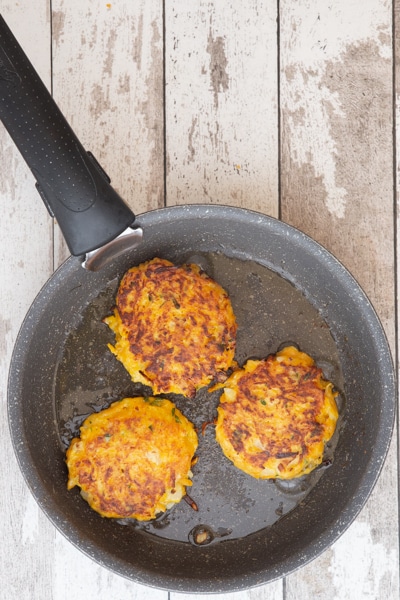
[7,204,397,593]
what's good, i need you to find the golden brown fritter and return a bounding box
[104,257,237,398]
[215,346,339,479]
[66,397,198,520]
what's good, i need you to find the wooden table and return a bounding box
[0,1,398,598]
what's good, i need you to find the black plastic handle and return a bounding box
[0,15,135,256]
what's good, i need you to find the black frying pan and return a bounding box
[1,15,396,594]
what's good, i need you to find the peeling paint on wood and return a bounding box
[281,2,398,598]
[281,1,395,338]
[207,32,229,108]
[0,0,398,599]
[281,2,392,220]
[0,7,56,600]
[52,0,164,216]
[165,2,279,213]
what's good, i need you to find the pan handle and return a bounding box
[0,15,135,256]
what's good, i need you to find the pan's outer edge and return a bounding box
[7,204,397,593]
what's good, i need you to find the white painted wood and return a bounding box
[165,0,279,215]
[51,0,165,268]
[53,531,166,600]
[0,4,56,600]
[0,1,167,598]
[280,1,399,598]
[166,3,282,597]
[171,584,286,600]
[49,1,168,597]
[51,0,164,213]
[0,0,398,598]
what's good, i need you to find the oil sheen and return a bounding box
[55,252,344,545]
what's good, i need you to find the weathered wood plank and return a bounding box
[166,2,282,598]
[280,1,398,598]
[48,1,168,597]
[165,0,279,215]
[0,4,56,600]
[53,531,167,600]
[52,0,164,213]
[1,0,399,598]
[0,1,166,598]
[52,0,165,267]
[171,585,286,600]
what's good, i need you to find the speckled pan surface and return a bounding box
[7,205,396,593]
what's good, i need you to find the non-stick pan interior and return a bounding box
[8,205,395,593]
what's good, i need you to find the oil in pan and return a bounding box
[55,252,344,546]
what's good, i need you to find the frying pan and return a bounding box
[1,15,396,594]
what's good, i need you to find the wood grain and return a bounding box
[1,2,167,599]
[165,1,279,214]
[0,0,398,598]
[51,0,165,268]
[52,0,164,213]
[166,2,282,598]
[280,1,399,598]
[0,5,56,600]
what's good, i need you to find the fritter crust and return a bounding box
[66,397,198,520]
[215,346,339,479]
[104,257,237,398]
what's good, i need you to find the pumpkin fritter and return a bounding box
[104,257,237,398]
[215,346,339,479]
[66,396,198,520]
